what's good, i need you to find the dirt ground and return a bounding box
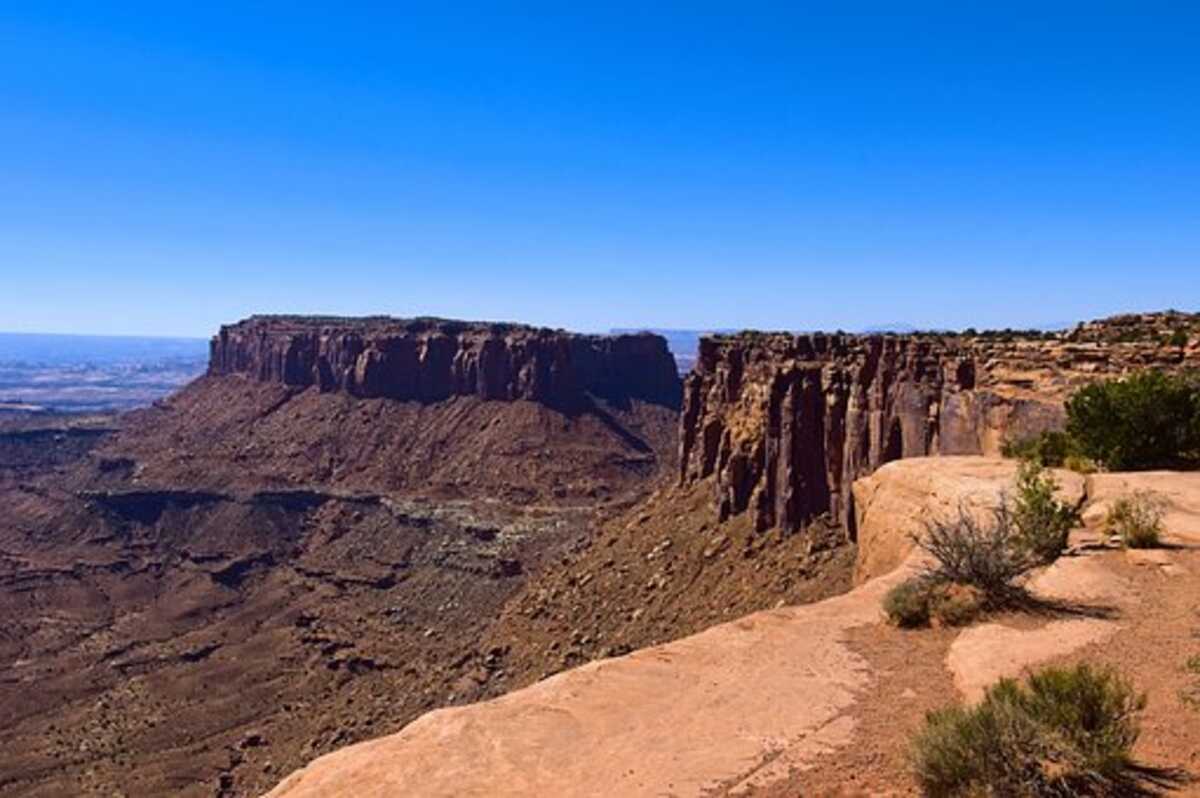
[741,544,1200,797]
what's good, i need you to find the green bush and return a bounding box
[896,465,1078,627]
[1001,430,1073,467]
[883,578,933,628]
[916,501,1040,604]
[1169,328,1190,347]
[1010,461,1080,564]
[1105,491,1166,548]
[912,664,1145,797]
[927,582,985,627]
[1062,453,1099,474]
[1066,371,1200,470]
[883,579,985,628]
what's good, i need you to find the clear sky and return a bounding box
[2,3,1197,337]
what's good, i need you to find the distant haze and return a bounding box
[0,333,208,413]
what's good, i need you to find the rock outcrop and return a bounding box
[210,316,682,409]
[680,314,1199,535]
[264,459,1200,797]
[851,457,1086,583]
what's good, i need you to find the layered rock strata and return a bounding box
[680,316,1199,535]
[209,316,681,409]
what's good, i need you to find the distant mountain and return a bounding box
[859,322,920,334]
[0,332,208,412]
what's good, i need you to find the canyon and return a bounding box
[0,311,1197,797]
[266,458,1200,797]
[681,314,1199,537]
[0,318,684,797]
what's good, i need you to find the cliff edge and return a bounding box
[680,312,1199,536]
[209,316,682,410]
[263,458,1200,797]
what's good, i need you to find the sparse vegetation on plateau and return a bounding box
[883,578,985,628]
[1002,429,1103,474]
[917,502,1039,601]
[911,664,1146,797]
[1066,370,1200,471]
[1002,370,1200,472]
[919,463,1077,593]
[1010,461,1081,564]
[884,577,936,628]
[1001,429,1073,467]
[1106,491,1166,549]
[887,463,1078,628]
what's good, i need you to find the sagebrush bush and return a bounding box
[883,578,933,628]
[897,465,1077,628]
[1106,491,1166,548]
[1010,461,1080,564]
[916,503,1037,603]
[1066,370,1200,471]
[912,664,1145,797]
[883,579,985,628]
[926,582,985,627]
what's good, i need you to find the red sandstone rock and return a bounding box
[209,316,682,410]
[679,316,1199,536]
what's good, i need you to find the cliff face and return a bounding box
[209,316,681,410]
[680,315,1199,535]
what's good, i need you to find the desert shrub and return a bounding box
[1062,453,1099,474]
[912,663,1145,797]
[1105,491,1166,548]
[883,578,933,627]
[916,502,1038,604]
[1066,370,1200,470]
[1010,461,1080,564]
[883,579,985,628]
[1001,430,1073,467]
[1183,656,1200,711]
[1169,328,1190,347]
[926,582,985,627]
[892,465,1080,632]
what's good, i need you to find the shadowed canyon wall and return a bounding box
[680,313,1200,535]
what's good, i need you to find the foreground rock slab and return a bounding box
[851,456,1085,583]
[266,566,909,798]
[265,459,1200,798]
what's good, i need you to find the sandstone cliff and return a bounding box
[210,316,681,410]
[679,313,1199,535]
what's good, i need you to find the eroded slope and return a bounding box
[0,318,683,797]
[267,458,1200,798]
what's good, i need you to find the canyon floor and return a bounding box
[266,459,1200,797]
[0,379,852,797]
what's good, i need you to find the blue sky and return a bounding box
[2,3,1197,336]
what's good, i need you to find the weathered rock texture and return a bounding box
[210,316,681,409]
[263,458,1200,798]
[850,457,1086,583]
[680,313,1199,535]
